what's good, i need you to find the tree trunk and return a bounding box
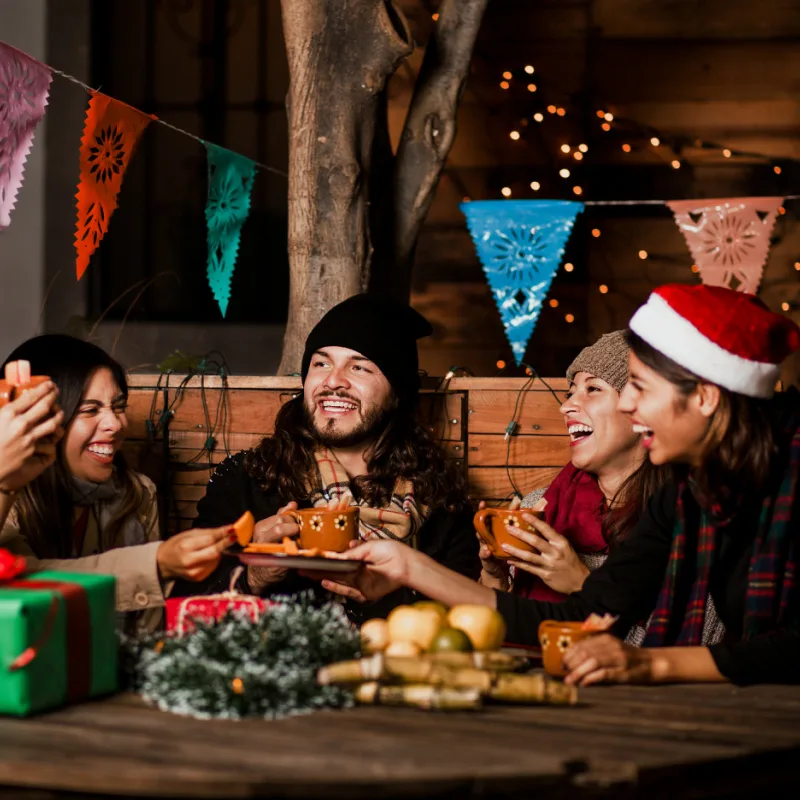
[388,0,490,299]
[278,0,412,374]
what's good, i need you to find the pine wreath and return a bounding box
[121,594,360,720]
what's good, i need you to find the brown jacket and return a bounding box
[0,473,169,633]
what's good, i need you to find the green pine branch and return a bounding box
[121,594,360,720]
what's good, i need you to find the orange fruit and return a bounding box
[232,510,255,546]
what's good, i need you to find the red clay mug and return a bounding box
[473,507,541,560]
[538,620,599,678]
[286,507,360,553]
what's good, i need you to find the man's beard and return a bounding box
[306,394,392,448]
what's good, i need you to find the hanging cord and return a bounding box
[501,363,565,503]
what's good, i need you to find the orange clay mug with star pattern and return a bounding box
[286,507,360,553]
[538,620,599,677]
[473,507,540,560]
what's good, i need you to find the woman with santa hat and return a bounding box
[315,284,800,687]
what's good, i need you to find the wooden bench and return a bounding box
[125,375,570,533]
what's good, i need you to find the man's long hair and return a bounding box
[243,395,469,511]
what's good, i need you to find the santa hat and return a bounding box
[628,284,800,399]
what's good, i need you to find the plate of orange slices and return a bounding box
[225,511,361,572]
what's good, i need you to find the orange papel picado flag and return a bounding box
[74,92,155,279]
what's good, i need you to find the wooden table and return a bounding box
[1,683,799,799]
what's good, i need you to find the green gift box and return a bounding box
[0,570,118,716]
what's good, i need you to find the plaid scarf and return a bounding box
[643,416,799,648]
[305,448,430,543]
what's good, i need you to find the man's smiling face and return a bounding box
[303,346,394,447]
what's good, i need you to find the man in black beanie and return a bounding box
[178,295,480,616]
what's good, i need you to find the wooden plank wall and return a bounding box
[124,375,570,533]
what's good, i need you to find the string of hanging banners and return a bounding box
[0,40,797,338]
[0,41,285,318]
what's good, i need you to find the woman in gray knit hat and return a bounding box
[478,332,670,615]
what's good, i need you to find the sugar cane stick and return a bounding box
[355,682,482,711]
[488,673,578,705]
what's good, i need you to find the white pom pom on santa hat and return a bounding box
[629,284,800,399]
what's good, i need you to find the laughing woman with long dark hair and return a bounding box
[317,285,800,686]
[0,335,237,632]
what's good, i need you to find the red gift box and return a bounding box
[166,594,268,635]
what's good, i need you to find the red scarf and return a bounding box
[515,463,609,602]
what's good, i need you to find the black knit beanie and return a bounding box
[300,294,433,404]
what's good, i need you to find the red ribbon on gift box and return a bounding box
[1,549,92,703]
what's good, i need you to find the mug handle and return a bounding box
[285,510,303,528]
[473,508,498,547]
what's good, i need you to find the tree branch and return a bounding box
[391,0,489,297]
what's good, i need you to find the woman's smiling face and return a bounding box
[63,367,128,483]
[560,372,643,476]
[617,351,715,466]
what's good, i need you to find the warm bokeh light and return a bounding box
[502,71,512,80]
[564,262,574,272]
[603,112,614,121]
[501,186,512,197]
[559,168,571,178]
[549,298,559,308]
[782,302,791,312]
[723,149,732,158]
[573,152,584,161]
[510,130,521,140]
[556,107,566,116]
[779,206,787,215]
[596,110,605,118]
[599,285,609,294]
[601,122,611,132]
[591,228,601,238]
[547,105,557,114]
[691,264,700,273]
[500,81,510,90]
[573,186,583,196]
[527,83,537,92]
[530,181,541,191]
[774,166,782,175]
[638,250,648,260]
[578,144,588,153]
[671,160,681,169]
[560,144,571,153]
[496,360,506,370]
[533,112,544,122]
[622,144,631,153]
[524,65,535,74]
[432,12,439,20]
[650,137,660,146]
[462,196,471,202]
[795,262,800,271]
[565,314,575,323]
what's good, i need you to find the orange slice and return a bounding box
[232,510,255,546]
[282,537,299,555]
[244,542,285,553]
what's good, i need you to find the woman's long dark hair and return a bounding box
[604,458,672,546]
[243,395,469,512]
[4,334,143,558]
[626,330,776,501]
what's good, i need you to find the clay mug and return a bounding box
[0,380,12,409]
[473,507,542,559]
[538,620,598,678]
[12,375,51,398]
[286,507,360,553]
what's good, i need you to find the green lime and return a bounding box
[427,626,474,654]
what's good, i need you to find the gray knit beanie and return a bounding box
[566,330,629,394]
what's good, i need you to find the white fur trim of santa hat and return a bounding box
[629,293,780,398]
